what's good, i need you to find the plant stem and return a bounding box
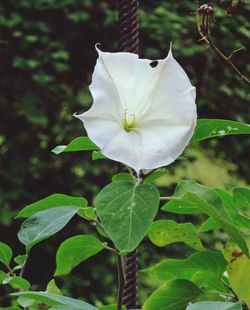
[116,252,125,310]
[195,0,250,84]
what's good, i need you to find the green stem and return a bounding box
[116,252,125,310]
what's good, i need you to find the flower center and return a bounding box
[122,110,137,132]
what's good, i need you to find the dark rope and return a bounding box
[119,0,139,54]
[122,249,138,309]
[119,1,139,309]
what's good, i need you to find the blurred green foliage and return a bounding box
[0,0,249,307]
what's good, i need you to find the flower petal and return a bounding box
[95,47,166,115]
[75,46,197,173]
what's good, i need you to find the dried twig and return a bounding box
[195,0,250,84]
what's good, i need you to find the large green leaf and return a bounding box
[52,137,98,155]
[18,206,80,251]
[143,279,202,310]
[55,235,105,276]
[17,194,87,218]
[142,251,227,292]
[95,181,159,252]
[12,292,97,310]
[148,220,204,251]
[0,242,12,266]
[192,119,250,143]
[186,301,242,310]
[162,181,249,257]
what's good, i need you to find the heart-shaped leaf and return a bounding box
[95,181,159,252]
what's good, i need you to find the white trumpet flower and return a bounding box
[75,46,197,174]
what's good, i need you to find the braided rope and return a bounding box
[119,1,139,309]
[122,249,138,309]
[119,0,139,54]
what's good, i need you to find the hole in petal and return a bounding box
[150,60,158,68]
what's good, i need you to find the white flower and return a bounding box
[75,46,197,174]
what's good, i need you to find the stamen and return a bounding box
[122,111,137,132]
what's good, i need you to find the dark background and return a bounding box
[0,0,249,307]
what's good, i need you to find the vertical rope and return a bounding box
[122,249,138,309]
[119,0,139,54]
[119,1,139,309]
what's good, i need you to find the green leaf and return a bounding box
[0,242,12,266]
[49,307,78,310]
[46,279,62,295]
[199,217,221,232]
[233,187,250,209]
[0,270,7,282]
[18,206,80,251]
[144,168,167,184]
[95,181,159,252]
[143,279,202,310]
[12,292,97,310]
[200,188,250,232]
[148,220,204,251]
[0,307,22,310]
[142,251,227,292]
[186,301,242,310]
[111,173,134,183]
[226,240,250,308]
[78,207,97,221]
[161,199,202,215]
[55,235,105,276]
[98,305,126,310]
[92,151,107,160]
[163,181,249,257]
[17,296,35,307]
[14,254,27,265]
[2,276,30,291]
[17,193,87,218]
[192,119,250,143]
[52,137,98,155]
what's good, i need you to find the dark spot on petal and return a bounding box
[150,60,158,68]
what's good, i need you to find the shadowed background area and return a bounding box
[0,0,250,307]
